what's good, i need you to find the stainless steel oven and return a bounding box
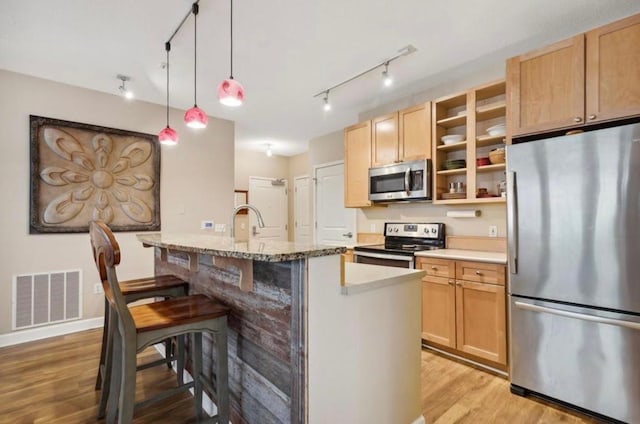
[353,222,445,269]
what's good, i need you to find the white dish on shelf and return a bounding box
[487,123,506,136]
[441,134,465,145]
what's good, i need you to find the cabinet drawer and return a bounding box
[456,261,506,285]
[417,257,456,279]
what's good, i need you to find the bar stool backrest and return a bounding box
[89,220,136,335]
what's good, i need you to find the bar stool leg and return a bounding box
[177,334,186,385]
[193,332,203,421]
[98,306,117,419]
[95,297,110,389]
[216,318,230,424]
[106,326,122,424]
[118,333,138,424]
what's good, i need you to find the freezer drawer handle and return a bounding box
[514,301,640,330]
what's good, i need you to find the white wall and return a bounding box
[0,70,235,335]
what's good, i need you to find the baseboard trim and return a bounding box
[0,317,103,348]
[411,415,426,424]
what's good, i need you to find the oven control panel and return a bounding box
[384,223,443,239]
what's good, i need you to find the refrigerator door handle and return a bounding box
[514,301,640,330]
[507,171,518,274]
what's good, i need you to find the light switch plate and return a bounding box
[489,225,498,237]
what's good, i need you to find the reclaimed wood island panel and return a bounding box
[136,233,344,424]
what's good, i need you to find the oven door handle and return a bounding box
[404,168,411,195]
[354,251,414,262]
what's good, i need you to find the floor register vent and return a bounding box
[12,270,82,330]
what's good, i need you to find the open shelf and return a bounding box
[476,101,506,121]
[436,114,466,128]
[477,163,506,173]
[476,134,505,147]
[437,168,467,176]
[436,141,467,151]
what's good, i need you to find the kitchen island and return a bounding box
[136,233,425,424]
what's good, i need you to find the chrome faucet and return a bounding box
[230,203,265,238]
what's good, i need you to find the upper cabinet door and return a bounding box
[507,35,585,137]
[344,121,372,208]
[586,13,640,124]
[399,102,432,161]
[371,112,399,166]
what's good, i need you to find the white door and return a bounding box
[314,162,356,246]
[248,177,288,241]
[294,176,311,244]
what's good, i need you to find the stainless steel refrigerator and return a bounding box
[507,122,640,423]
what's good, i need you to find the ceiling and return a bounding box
[1,1,639,156]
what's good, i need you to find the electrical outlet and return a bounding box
[215,223,226,232]
[94,283,103,295]
[201,220,214,230]
[489,225,498,237]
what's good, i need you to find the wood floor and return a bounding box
[0,329,603,423]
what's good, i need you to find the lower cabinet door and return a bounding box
[455,280,507,364]
[421,276,456,348]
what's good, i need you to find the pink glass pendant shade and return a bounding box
[217,78,244,107]
[158,126,178,145]
[184,105,208,128]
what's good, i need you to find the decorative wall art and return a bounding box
[29,115,161,233]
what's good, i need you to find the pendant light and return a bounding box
[184,3,208,128]
[217,0,244,107]
[158,42,178,145]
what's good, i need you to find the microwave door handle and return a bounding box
[404,168,411,194]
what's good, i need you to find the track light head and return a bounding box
[323,92,331,111]
[382,63,393,87]
[117,75,134,99]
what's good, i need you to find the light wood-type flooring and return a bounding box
[0,329,603,423]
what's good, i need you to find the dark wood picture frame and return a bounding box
[29,115,161,233]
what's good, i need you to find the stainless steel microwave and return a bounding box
[368,159,432,202]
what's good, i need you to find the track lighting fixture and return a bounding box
[184,3,208,129]
[382,62,393,87]
[117,75,133,99]
[323,91,331,112]
[217,0,245,107]
[158,43,178,145]
[313,44,416,110]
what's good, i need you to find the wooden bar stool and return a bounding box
[90,220,230,424]
[95,274,189,390]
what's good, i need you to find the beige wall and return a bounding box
[0,70,235,336]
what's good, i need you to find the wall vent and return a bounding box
[12,270,82,330]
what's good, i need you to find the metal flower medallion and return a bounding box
[30,116,160,233]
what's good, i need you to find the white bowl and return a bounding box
[487,123,506,136]
[441,134,465,145]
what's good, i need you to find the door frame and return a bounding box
[312,160,357,245]
[293,174,311,244]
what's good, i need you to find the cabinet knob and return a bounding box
[431,266,437,270]
[475,270,482,275]
[456,282,462,287]
[448,280,454,285]
[573,117,583,123]
[588,114,597,120]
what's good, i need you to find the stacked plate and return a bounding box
[443,159,466,170]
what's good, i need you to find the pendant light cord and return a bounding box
[193,3,198,105]
[230,0,234,79]
[165,42,170,126]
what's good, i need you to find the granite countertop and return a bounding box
[341,263,425,295]
[414,248,507,264]
[136,233,345,262]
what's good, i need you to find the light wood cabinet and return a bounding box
[371,103,432,167]
[399,103,432,162]
[432,80,506,204]
[372,113,399,166]
[507,13,640,138]
[418,257,507,366]
[344,121,372,208]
